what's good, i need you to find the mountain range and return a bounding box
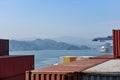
[9,39,90,51]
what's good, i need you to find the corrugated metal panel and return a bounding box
[113,30,117,58]
[0,39,9,56]
[0,73,25,80]
[113,30,120,58]
[83,73,120,80]
[26,71,84,80]
[26,59,109,80]
[27,72,120,80]
[0,55,34,80]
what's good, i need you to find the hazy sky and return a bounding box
[0,0,120,39]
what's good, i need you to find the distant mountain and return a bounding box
[9,39,90,51]
[53,36,104,48]
[53,36,90,44]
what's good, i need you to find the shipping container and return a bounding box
[113,30,120,58]
[0,55,34,80]
[83,59,120,73]
[57,56,93,64]
[26,58,109,80]
[82,72,120,80]
[0,39,9,56]
[82,59,120,80]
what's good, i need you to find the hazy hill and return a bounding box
[53,36,106,48]
[54,36,91,44]
[9,39,90,51]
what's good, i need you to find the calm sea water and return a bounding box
[9,50,111,69]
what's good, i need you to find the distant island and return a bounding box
[9,39,90,51]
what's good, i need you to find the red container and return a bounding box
[70,57,76,62]
[0,39,9,56]
[26,58,109,80]
[0,55,34,80]
[113,30,120,58]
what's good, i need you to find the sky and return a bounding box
[0,0,120,39]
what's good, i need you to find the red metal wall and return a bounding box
[0,55,34,80]
[113,30,120,58]
[0,39,9,56]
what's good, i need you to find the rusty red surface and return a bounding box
[32,58,109,73]
[0,55,34,80]
[0,39,9,56]
[26,58,110,80]
[113,30,120,58]
[1,74,24,80]
[90,54,114,59]
[70,57,76,62]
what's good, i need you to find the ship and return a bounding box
[92,36,112,53]
[99,43,112,53]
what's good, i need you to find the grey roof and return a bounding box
[83,59,120,73]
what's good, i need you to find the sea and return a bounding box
[9,49,111,69]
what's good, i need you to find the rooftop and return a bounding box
[32,58,109,73]
[83,59,120,73]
